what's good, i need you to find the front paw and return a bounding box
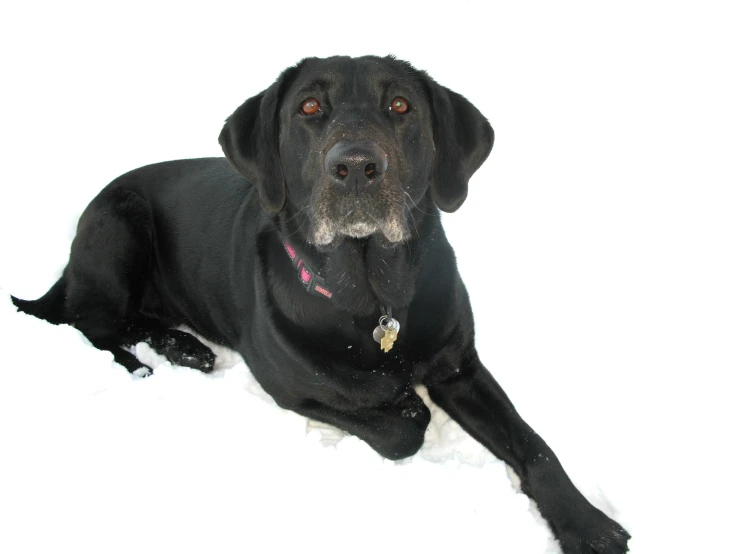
[554,508,630,554]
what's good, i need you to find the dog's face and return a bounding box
[279,57,435,245]
[219,56,494,246]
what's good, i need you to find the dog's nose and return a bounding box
[324,140,388,188]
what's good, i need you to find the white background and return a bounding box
[1,1,737,553]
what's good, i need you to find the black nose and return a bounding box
[324,140,389,188]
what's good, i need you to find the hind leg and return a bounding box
[89,337,150,374]
[19,185,217,375]
[63,187,155,374]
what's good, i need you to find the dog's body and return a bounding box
[13,56,629,553]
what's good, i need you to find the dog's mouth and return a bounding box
[309,194,409,246]
[340,209,381,237]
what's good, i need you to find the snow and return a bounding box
[1,2,738,553]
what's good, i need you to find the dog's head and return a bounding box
[219,56,493,246]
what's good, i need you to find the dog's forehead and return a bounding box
[291,56,422,97]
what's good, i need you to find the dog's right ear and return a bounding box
[219,66,299,215]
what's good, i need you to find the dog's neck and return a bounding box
[275,196,440,316]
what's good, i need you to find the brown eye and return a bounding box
[300,98,321,115]
[390,97,410,114]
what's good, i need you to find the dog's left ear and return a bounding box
[427,79,494,212]
[219,66,298,215]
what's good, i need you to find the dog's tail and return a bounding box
[11,274,68,325]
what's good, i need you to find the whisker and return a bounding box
[282,204,311,225]
[403,198,421,242]
[281,210,314,241]
[265,204,311,235]
[397,184,433,216]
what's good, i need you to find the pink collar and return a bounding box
[283,240,334,300]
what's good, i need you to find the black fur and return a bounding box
[12,55,629,554]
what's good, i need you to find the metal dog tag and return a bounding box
[380,328,398,352]
[373,315,400,353]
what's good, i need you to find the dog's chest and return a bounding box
[317,312,411,374]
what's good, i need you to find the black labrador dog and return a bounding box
[13,56,630,553]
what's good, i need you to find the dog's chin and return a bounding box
[310,216,409,247]
[341,221,380,239]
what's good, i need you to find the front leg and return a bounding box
[426,350,630,554]
[281,388,431,460]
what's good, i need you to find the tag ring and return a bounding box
[379,316,400,332]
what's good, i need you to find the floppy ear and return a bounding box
[219,66,298,215]
[428,80,494,212]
